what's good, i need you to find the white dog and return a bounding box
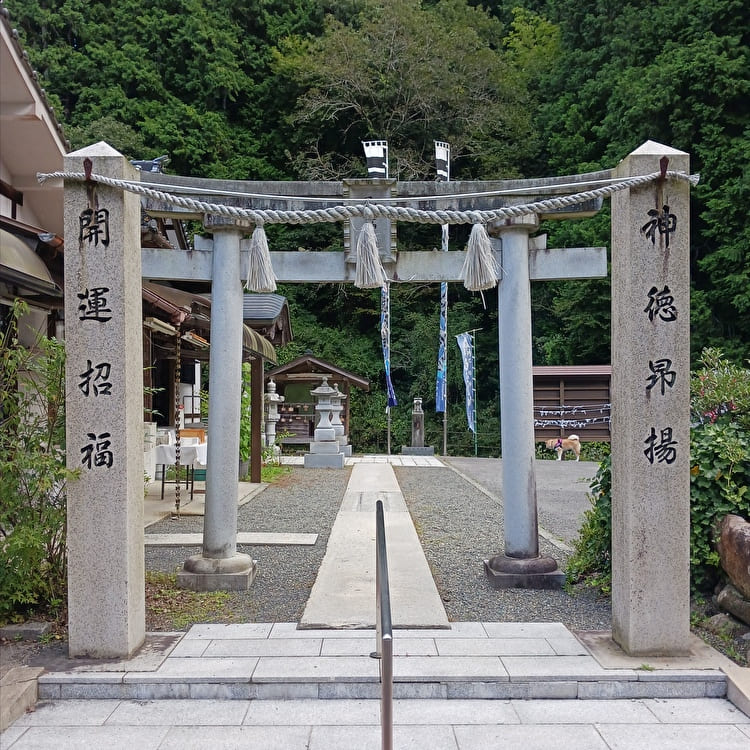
[544,434,581,461]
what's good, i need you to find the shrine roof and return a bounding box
[142,281,276,362]
[267,354,370,391]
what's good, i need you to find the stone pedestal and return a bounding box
[304,377,345,468]
[177,552,257,591]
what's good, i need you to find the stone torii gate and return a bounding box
[57,140,693,661]
[138,169,606,595]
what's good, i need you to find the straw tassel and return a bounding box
[355,216,387,289]
[461,223,500,291]
[245,223,277,293]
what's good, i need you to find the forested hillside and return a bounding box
[6,0,748,453]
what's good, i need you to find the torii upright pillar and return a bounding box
[177,218,257,591]
[484,215,565,588]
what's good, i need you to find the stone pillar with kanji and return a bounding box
[611,141,692,655]
[64,142,145,657]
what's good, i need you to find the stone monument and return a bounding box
[402,397,435,455]
[611,141,692,655]
[63,143,145,657]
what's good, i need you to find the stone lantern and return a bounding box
[264,378,284,455]
[402,397,434,455]
[329,382,351,456]
[304,376,345,468]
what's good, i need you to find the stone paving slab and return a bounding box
[393,655,509,682]
[145,532,318,546]
[435,637,557,656]
[300,462,449,629]
[161,725,313,750]
[200,638,323,658]
[502,655,638,681]
[5,697,749,750]
[125,657,260,682]
[320,636,437,656]
[595,723,750,750]
[452,724,612,749]
[252,655,380,683]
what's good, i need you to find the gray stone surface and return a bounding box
[63,143,145,658]
[718,585,750,628]
[300,463,449,629]
[611,141,693,656]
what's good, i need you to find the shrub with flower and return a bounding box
[568,347,750,594]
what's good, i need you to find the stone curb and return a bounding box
[0,666,44,732]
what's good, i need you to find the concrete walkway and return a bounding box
[2,455,749,749]
[143,479,264,527]
[300,462,449,629]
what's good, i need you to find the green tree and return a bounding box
[530,0,750,362]
[274,0,557,179]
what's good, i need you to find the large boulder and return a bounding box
[717,514,750,600]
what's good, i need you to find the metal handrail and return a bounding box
[372,499,393,750]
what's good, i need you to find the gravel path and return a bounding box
[146,468,350,624]
[395,466,611,631]
[145,464,611,631]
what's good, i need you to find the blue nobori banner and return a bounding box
[456,331,475,432]
[381,284,397,408]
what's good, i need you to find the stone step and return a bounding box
[35,622,729,704]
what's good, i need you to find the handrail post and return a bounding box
[371,499,393,750]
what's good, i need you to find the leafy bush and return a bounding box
[689,420,749,591]
[0,302,76,623]
[239,362,252,463]
[566,454,612,593]
[567,348,750,595]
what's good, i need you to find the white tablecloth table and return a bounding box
[154,443,207,469]
[154,443,207,500]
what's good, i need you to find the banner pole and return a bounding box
[435,141,450,456]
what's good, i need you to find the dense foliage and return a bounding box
[5,0,749,451]
[568,349,750,594]
[0,302,74,622]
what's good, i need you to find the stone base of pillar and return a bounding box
[304,452,345,469]
[484,554,565,589]
[401,445,435,456]
[177,552,257,591]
